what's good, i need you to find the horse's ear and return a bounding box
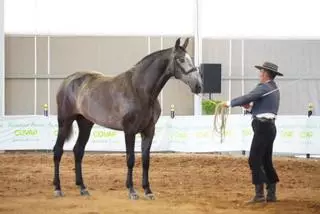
[182,38,190,49]
[175,37,181,49]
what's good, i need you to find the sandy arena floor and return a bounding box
[0,152,319,214]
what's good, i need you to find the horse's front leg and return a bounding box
[125,132,138,200]
[141,126,155,200]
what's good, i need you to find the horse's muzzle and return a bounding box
[193,83,203,94]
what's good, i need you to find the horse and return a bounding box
[52,37,203,200]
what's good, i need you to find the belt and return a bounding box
[252,116,275,123]
[256,113,276,119]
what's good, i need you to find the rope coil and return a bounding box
[213,102,229,143]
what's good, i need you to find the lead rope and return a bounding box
[197,96,229,143]
[213,102,229,143]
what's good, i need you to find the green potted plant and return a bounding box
[202,99,222,115]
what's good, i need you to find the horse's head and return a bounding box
[168,38,203,94]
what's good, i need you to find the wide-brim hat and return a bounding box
[254,61,283,76]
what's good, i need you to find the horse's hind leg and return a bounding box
[73,115,93,196]
[53,117,74,197]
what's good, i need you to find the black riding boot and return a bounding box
[266,183,277,202]
[246,184,265,203]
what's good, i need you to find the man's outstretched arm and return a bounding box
[225,84,269,107]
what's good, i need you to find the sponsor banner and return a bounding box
[0,115,319,155]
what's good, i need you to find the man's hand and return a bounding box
[242,102,253,111]
[242,103,251,109]
[221,101,230,108]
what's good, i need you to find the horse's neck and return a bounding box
[132,56,172,102]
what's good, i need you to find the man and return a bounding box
[223,61,283,203]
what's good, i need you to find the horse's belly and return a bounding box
[79,104,124,131]
[98,116,124,130]
[87,113,124,130]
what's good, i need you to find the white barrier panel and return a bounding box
[0,115,319,155]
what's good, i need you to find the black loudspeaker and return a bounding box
[200,63,222,93]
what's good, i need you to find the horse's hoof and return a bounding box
[144,193,155,200]
[54,190,64,197]
[128,192,139,200]
[80,189,90,196]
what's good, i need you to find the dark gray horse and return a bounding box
[53,37,203,200]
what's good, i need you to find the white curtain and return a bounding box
[4,0,195,35]
[199,0,320,38]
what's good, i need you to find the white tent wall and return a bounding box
[3,0,320,116]
[4,35,197,116]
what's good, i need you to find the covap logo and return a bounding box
[14,129,39,137]
[195,131,210,138]
[300,131,313,139]
[169,131,188,141]
[224,130,233,137]
[281,130,294,138]
[92,130,117,139]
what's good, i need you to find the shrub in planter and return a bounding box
[202,99,222,115]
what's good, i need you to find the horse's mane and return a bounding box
[134,45,187,66]
[134,48,172,67]
[128,46,187,73]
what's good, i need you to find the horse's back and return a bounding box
[63,70,110,85]
[56,70,111,117]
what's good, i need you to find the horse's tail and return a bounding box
[55,75,78,142]
[57,116,74,142]
[56,92,75,142]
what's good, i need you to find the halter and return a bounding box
[174,56,198,76]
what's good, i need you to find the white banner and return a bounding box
[0,115,319,155]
